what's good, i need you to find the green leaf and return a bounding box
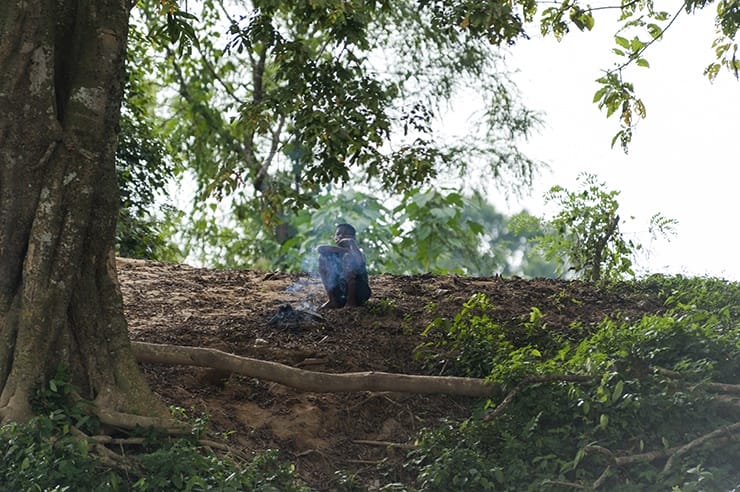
[610,130,624,148]
[615,36,630,49]
[636,58,650,68]
[647,23,662,39]
[592,86,608,103]
[612,380,624,401]
[630,37,645,52]
[467,220,485,235]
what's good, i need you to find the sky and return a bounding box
[486,7,739,281]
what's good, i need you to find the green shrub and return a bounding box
[417,294,562,384]
[408,276,740,491]
[520,173,676,282]
[0,415,307,491]
[1,370,307,491]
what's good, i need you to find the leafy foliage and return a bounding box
[181,186,556,277]
[122,0,738,268]
[115,24,182,261]
[539,0,738,150]
[131,0,541,249]
[517,173,676,282]
[0,372,307,491]
[410,275,740,490]
[124,0,736,268]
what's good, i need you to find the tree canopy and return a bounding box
[120,0,737,270]
[129,0,541,252]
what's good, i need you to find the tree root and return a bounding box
[95,407,190,434]
[131,341,501,398]
[70,425,250,475]
[70,427,142,472]
[130,339,740,484]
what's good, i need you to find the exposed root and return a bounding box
[70,427,141,471]
[0,390,34,424]
[132,341,501,398]
[95,407,189,434]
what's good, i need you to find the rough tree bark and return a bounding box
[0,0,168,423]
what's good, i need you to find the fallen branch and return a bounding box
[95,407,190,434]
[541,479,585,489]
[581,421,740,488]
[663,421,740,473]
[131,341,501,398]
[653,367,740,395]
[84,433,239,455]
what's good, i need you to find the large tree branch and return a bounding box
[654,366,740,395]
[663,421,740,473]
[131,341,501,398]
[581,421,740,489]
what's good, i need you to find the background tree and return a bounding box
[115,29,181,262]
[125,0,737,270]
[518,173,677,281]
[181,186,558,277]
[129,0,541,267]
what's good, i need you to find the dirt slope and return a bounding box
[118,258,665,489]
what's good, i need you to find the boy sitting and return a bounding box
[318,223,371,308]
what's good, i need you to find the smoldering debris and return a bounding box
[267,304,326,330]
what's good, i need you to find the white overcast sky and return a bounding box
[486,6,739,281]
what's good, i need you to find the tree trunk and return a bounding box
[0,0,167,423]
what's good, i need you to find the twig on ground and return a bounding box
[653,367,740,395]
[353,439,415,449]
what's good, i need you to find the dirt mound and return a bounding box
[118,258,665,489]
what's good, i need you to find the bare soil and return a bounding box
[118,258,665,490]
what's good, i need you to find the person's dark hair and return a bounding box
[335,223,356,238]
